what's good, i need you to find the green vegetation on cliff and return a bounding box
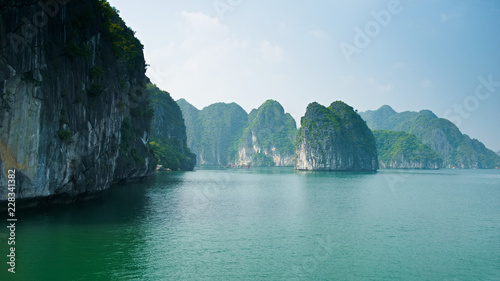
[148,84,195,170]
[202,103,248,164]
[100,0,145,72]
[252,152,276,167]
[360,106,500,168]
[177,99,298,167]
[149,140,190,170]
[177,100,248,166]
[237,100,297,166]
[295,101,378,171]
[176,99,200,157]
[330,101,377,157]
[297,102,342,147]
[246,100,297,154]
[373,130,442,169]
[99,1,153,175]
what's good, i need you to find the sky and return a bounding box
[108,0,500,152]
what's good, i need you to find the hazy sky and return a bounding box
[108,0,500,151]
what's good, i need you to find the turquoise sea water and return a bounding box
[2,168,500,280]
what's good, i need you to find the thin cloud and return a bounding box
[368,78,393,93]
[440,13,449,22]
[439,10,461,23]
[309,30,328,41]
[392,62,408,70]
[339,75,358,84]
[258,40,286,62]
[421,79,433,89]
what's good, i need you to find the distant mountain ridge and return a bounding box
[178,99,297,167]
[360,106,500,169]
[177,99,248,166]
[178,100,498,169]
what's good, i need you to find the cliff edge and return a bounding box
[0,0,154,205]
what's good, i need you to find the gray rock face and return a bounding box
[0,0,153,204]
[237,100,297,167]
[295,101,378,171]
[237,132,294,167]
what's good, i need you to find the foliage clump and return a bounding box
[65,43,91,58]
[100,0,145,72]
[89,66,104,80]
[57,129,73,142]
[373,130,442,167]
[149,140,188,171]
[148,84,195,170]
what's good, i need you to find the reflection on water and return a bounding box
[11,181,153,281]
[2,169,499,280]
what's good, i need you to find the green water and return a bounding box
[2,168,500,280]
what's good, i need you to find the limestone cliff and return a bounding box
[149,84,195,170]
[360,105,500,168]
[373,130,442,169]
[0,0,154,204]
[177,99,248,166]
[237,100,297,167]
[295,101,378,171]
